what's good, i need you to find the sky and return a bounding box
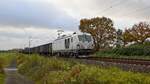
[0,0,150,50]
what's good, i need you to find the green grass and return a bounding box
[17,54,150,84]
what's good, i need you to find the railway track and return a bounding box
[47,55,150,72]
[78,56,150,66]
[75,56,150,73]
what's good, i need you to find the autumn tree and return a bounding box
[122,29,132,46]
[123,22,150,45]
[79,17,116,51]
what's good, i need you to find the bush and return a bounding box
[97,43,150,57]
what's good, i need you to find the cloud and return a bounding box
[0,0,150,50]
[0,0,78,30]
[49,0,150,20]
[49,0,150,29]
[0,26,73,50]
[1,0,150,29]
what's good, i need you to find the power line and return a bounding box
[98,0,127,15]
[97,0,150,21]
[105,0,132,16]
[99,0,150,21]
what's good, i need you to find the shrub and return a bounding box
[97,43,150,57]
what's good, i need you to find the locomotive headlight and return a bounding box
[77,43,85,49]
[91,44,94,48]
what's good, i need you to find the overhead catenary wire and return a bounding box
[98,0,128,16]
[96,0,149,21]
[105,0,132,16]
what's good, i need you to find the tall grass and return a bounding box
[17,54,150,84]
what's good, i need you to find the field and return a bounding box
[17,54,150,84]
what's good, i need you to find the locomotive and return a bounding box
[23,33,94,57]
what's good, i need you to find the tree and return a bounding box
[122,28,133,46]
[123,22,150,45]
[116,29,123,48]
[79,17,116,51]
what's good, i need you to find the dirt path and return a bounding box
[4,60,34,84]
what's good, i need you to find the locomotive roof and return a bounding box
[55,34,78,41]
[54,33,92,41]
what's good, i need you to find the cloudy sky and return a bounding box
[0,0,150,50]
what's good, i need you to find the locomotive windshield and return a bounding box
[78,34,92,42]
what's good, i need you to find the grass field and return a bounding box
[17,54,150,84]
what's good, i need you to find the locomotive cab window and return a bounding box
[71,37,73,42]
[78,35,92,42]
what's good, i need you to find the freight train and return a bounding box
[23,33,94,57]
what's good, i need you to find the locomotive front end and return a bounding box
[77,34,94,55]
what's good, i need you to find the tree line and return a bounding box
[79,17,150,51]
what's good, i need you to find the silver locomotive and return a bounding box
[23,33,94,57]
